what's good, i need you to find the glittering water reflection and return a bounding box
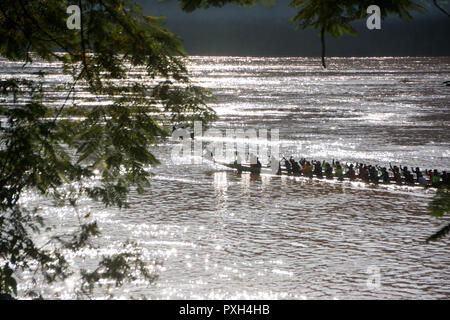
[4,56,450,299]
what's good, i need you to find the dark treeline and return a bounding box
[167,18,450,57]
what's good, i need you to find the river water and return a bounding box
[2,56,450,299]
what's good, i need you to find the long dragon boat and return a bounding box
[211,159,434,188]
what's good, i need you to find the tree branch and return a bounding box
[433,0,450,18]
[320,26,327,68]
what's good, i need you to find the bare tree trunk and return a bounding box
[321,26,327,68]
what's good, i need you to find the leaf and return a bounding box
[426,222,450,243]
[429,187,450,218]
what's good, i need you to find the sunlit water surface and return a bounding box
[1,56,450,299]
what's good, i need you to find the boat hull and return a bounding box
[212,160,430,188]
